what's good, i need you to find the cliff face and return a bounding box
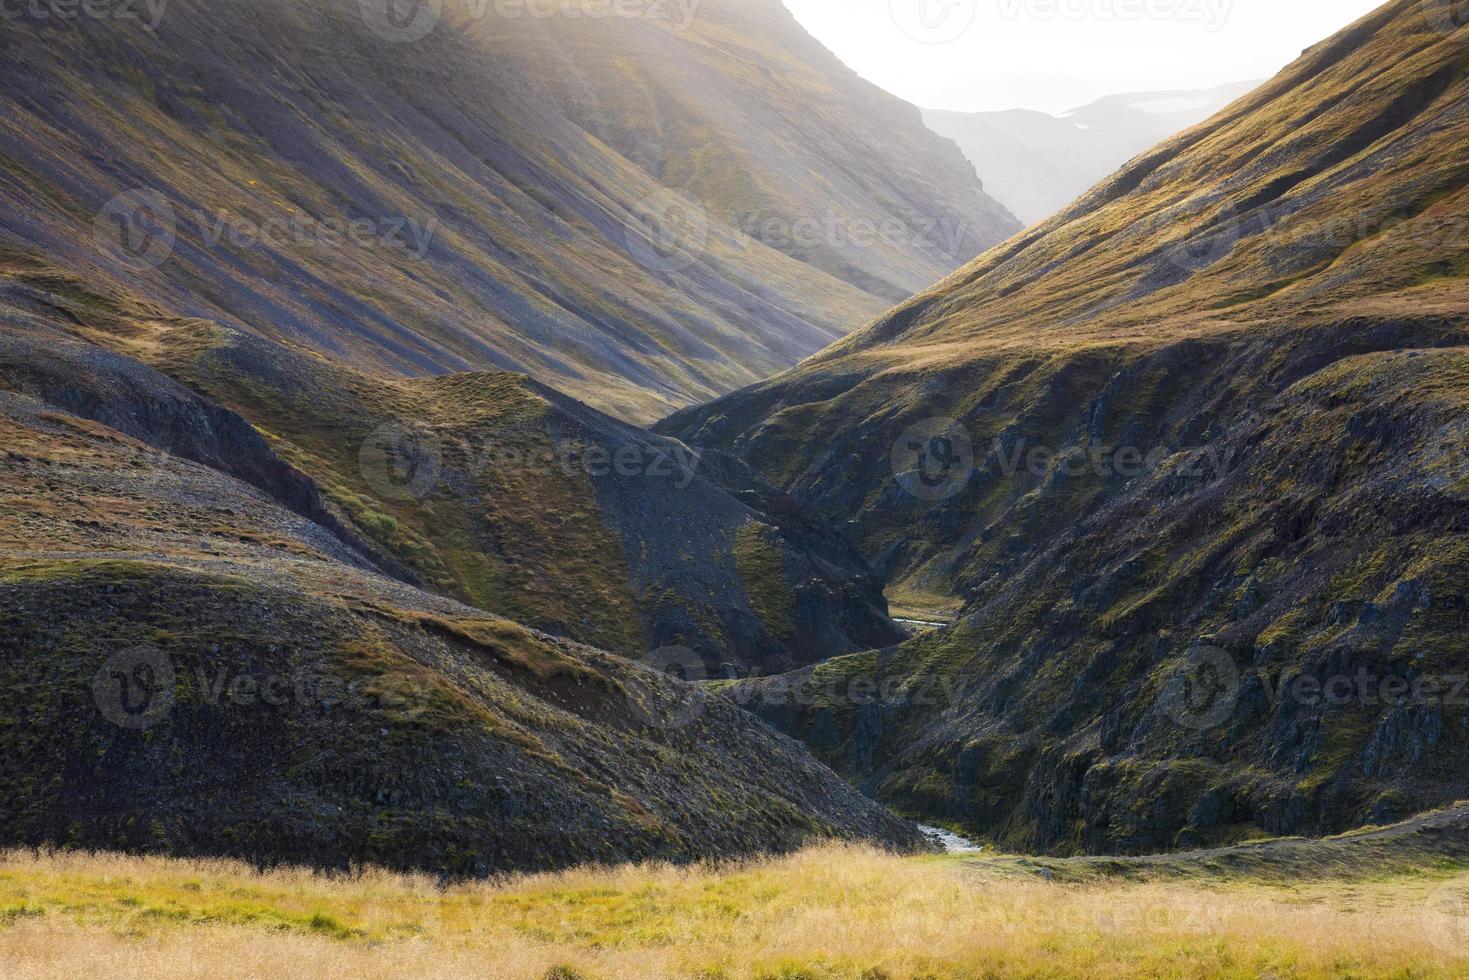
[668,1,1469,853]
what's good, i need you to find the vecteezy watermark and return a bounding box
[355,425,701,505]
[638,201,974,272]
[190,663,435,720]
[473,439,702,490]
[1127,193,1242,275]
[625,645,708,730]
[1159,201,1241,274]
[360,0,443,42]
[193,209,439,260]
[1420,0,1469,40]
[359,422,444,503]
[892,417,976,501]
[0,0,169,29]
[93,189,177,273]
[990,894,1234,939]
[1160,653,1469,733]
[721,668,963,713]
[988,438,1225,482]
[623,654,966,729]
[91,647,438,730]
[889,0,977,44]
[890,419,1239,503]
[625,189,711,275]
[730,207,973,264]
[1138,192,1469,280]
[92,647,176,731]
[92,189,439,271]
[1158,644,1240,732]
[1262,669,1469,712]
[995,0,1231,30]
[359,0,702,43]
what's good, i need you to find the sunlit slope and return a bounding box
[0,0,1012,422]
[667,0,1469,595]
[664,1,1469,852]
[838,0,1467,356]
[475,0,1021,301]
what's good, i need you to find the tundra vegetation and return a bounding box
[3,815,1469,979]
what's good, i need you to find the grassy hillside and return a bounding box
[0,0,1016,423]
[663,0,1469,852]
[0,287,922,874]
[2,808,1468,978]
[0,249,902,672]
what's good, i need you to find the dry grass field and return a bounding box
[1,843,1467,979]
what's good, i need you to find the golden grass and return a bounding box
[1,845,1467,979]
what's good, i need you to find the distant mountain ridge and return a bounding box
[925,81,1261,225]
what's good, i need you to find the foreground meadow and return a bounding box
[0,843,1467,979]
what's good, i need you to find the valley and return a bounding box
[665,0,1469,855]
[0,0,1466,974]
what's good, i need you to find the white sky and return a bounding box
[781,0,1389,114]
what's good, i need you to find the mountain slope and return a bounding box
[925,81,1260,225]
[0,0,1017,423]
[0,248,902,673]
[665,0,1469,853]
[0,295,923,875]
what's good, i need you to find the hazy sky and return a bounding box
[781,0,1388,114]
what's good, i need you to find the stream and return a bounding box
[893,618,952,630]
[918,824,985,854]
